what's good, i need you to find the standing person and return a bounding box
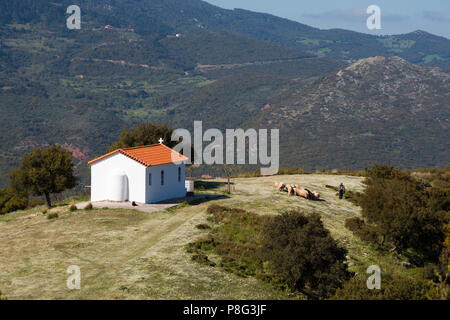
[339,183,346,200]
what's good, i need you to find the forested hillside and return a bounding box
[0,0,449,187]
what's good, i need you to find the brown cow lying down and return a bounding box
[295,188,309,199]
[305,188,320,200]
[274,182,286,192]
[295,187,320,200]
[288,184,297,196]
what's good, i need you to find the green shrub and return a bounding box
[261,210,352,299]
[69,204,77,212]
[191,254,216,267]
[3,195,28,214]
[345,217,381,244]
[195,223,211,230]
[333,275,446,300]
[84,202,93,210]
[0,188,28,215]
[47,213,59,220]
[206,205,247,222]
[108,123,175,152]
[345,217,365,232]
[360,164,447,263]
[189,206,267,278]
[343,190,363,206]
[186,236,217,253]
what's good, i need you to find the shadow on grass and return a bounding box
[186,194,230,205]
[195,180,235,190]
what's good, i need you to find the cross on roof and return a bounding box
[158,138,164,144]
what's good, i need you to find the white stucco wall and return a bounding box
[145,163,186,203]
[91,153,147,203]
[91,153,186,204]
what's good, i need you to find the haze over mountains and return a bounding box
[0,0,449,186]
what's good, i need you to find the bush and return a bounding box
[344,217,380,243]
[345,217,365,232]
[3,195,28,214]
[195,223,211,230]
[84,202,93,210]
[108,123,175,152]
[69,204,77,212]
[333,275,446,300]
[0,188,28,215]
[47,213,59,220]
[191,254,216,267]
[261,210,352,299]
[360,165,446,262]
[206,205,247,222]
[186,236,217,253]
[343,190,363,206]
[189,206,267,277]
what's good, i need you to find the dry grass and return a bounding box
[0,196,289,299]
[201,174,410,278]
[0,174,409,299]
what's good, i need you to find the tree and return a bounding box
[108,122,175,152]
[220,164,240,194]
[359,165,446,262]
[10,146,77,207]
[260,210,352,299]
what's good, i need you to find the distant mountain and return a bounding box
[0,0,449,187]
[259,57,450,170]
[2,0,448,69]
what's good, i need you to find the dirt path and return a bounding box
[196,57,317,71]
[63,206,204,299]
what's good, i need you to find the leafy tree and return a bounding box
[0,188,28,215]
[261,210,352,299]
[359,165,446,262]
[9,146,77,208]
[108,123,175,152]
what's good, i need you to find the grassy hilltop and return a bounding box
[0,174,417,300]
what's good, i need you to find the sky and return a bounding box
[206,0,450,39]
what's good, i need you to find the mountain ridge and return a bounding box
[1,0,449,68]
[259,56,450,169]
[0,1,449,187]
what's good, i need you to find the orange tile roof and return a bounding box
[88,144,188,167]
